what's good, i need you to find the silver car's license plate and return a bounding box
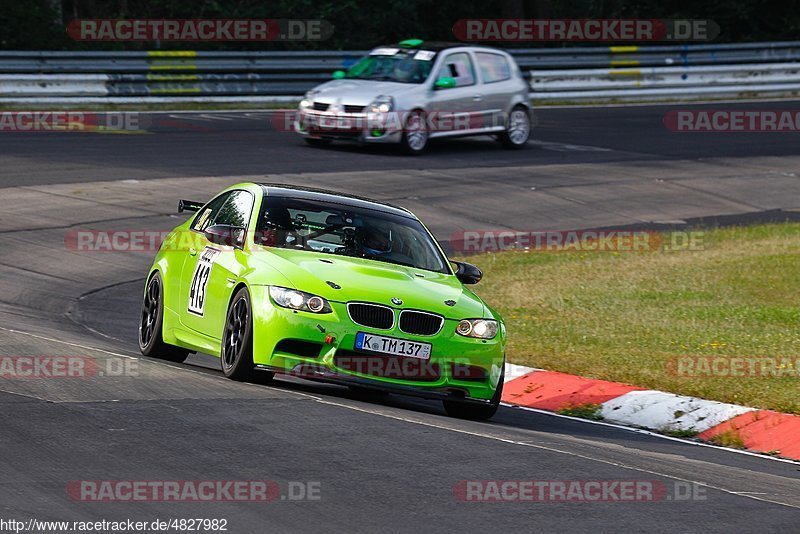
[354,332,431,360]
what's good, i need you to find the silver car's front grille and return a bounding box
[310,102,366,114]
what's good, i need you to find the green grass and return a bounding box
[707,429,746,449]
[556,403,604,421]
[660,428,701,439]
[462,223,800,414]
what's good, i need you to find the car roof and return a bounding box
[388,41,507,54]
[402,41,463,51]
[258,183,414,218]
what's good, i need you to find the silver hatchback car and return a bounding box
[294,40,532,154]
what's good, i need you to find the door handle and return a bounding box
[473,94,483,101]
[189,248,197,256]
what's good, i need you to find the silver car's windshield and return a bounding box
[255,196,450,273]
[345,49,435,84]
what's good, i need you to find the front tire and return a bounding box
[221,287,273,382]
[443,365,504,421]
[497,106,531,149]
[400,109,428,155]
[138,272,189,363]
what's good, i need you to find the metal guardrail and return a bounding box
[0,41,799,104]
[531,62,800,101]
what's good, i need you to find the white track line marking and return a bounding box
[0,326,137,360]
[302,396,800,510]
[1,325,798,509]
[2,323,796,465]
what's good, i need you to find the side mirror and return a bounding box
[204,224,244,248]
[178,199,204,213]
[434,76,456,90]
[452,261,482,284]
[332,70,346,79]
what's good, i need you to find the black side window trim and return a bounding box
[475,52,512,84]
[190,189,255,237]
[438,51,477,88]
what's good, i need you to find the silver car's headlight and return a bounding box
[269,286,331,314]
[299,91,317,110]
[456,319,499,339]
[368,95,394,113]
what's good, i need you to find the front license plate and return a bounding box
[354,332,431,360]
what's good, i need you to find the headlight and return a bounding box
[368,95,394,114]
[269,286,331,314]
[455,319,499,339]
[299,91,316,110]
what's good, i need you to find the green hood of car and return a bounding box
[250,246,488,320]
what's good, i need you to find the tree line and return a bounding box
[1,0,796,50]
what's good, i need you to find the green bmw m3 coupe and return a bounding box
[139,183,506,420]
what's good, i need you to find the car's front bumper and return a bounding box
[294,109,403,144]
[250,286,505,402]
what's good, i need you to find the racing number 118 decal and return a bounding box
[188,247,221,316]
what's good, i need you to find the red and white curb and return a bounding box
[502,364,800,461]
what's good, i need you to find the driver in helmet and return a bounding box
[393,58,418,83]
[360,226,392,257]
[257,206,294,246]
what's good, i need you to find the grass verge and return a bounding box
[462,223,800,414]
[556,403,604,420]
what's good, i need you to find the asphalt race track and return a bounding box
[2,101,800,532]
[3,101,800,186]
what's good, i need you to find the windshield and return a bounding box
[255,195,450,274]
[344,48,436,84]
